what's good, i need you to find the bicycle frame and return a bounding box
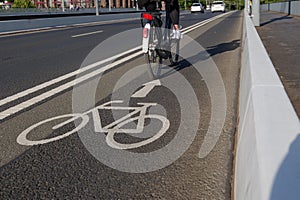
[141,11,173,53]
[17,80,171,148]
[54,100,157,134]
[92,101,157,134]
[17,100,170,149]
[141,8,180,68]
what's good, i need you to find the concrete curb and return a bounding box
[234,9,300,200]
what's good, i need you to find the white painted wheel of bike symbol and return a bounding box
[17,28,227,173]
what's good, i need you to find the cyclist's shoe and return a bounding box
[156,48,170,59]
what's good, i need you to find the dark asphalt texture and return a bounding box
[0,11,242,199]
[257,11,300,118]
[0,12,218,100]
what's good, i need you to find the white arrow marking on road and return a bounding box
[131,80,161,98]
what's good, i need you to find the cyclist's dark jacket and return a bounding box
[138,0,179,25]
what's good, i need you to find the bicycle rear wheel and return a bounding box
[146,50,162,80]
[146,26,163,80]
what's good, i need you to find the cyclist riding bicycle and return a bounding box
[138,0,181,39]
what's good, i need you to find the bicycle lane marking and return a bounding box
[131,80,161,98]
[0,12,233,122]
[16,80,163,146]
[17,98,168,149]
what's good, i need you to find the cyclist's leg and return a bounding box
[166,0,180,30]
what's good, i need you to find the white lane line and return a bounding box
[0,51,143,121]
[181,11,233,33]
[0,11,235,121]
[183,12,234,34]
[56,25,68,28]
[72,30,103,38]
[72,18,140,27]
[0,46,141,108]
[0,27,55,35]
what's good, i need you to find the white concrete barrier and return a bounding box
[270,2,289,13]
[291,1,300,16]
[234,10,300,200]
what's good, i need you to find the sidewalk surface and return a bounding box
[257,11,300,118]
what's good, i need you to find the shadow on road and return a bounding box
[271,134,300,200]
[206,39,240,57]
[160,39,240,78]
[261,15,293,26]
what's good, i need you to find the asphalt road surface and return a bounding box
[0,11,243,199]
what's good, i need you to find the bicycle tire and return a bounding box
[146,26,162,80]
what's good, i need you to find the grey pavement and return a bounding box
[257,11,300,118]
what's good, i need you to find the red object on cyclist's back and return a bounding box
[142,13,153,20]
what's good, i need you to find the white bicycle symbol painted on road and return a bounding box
[17,81,170,150]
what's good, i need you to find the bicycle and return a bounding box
[17,100,170,150]
[141,6,181,79]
